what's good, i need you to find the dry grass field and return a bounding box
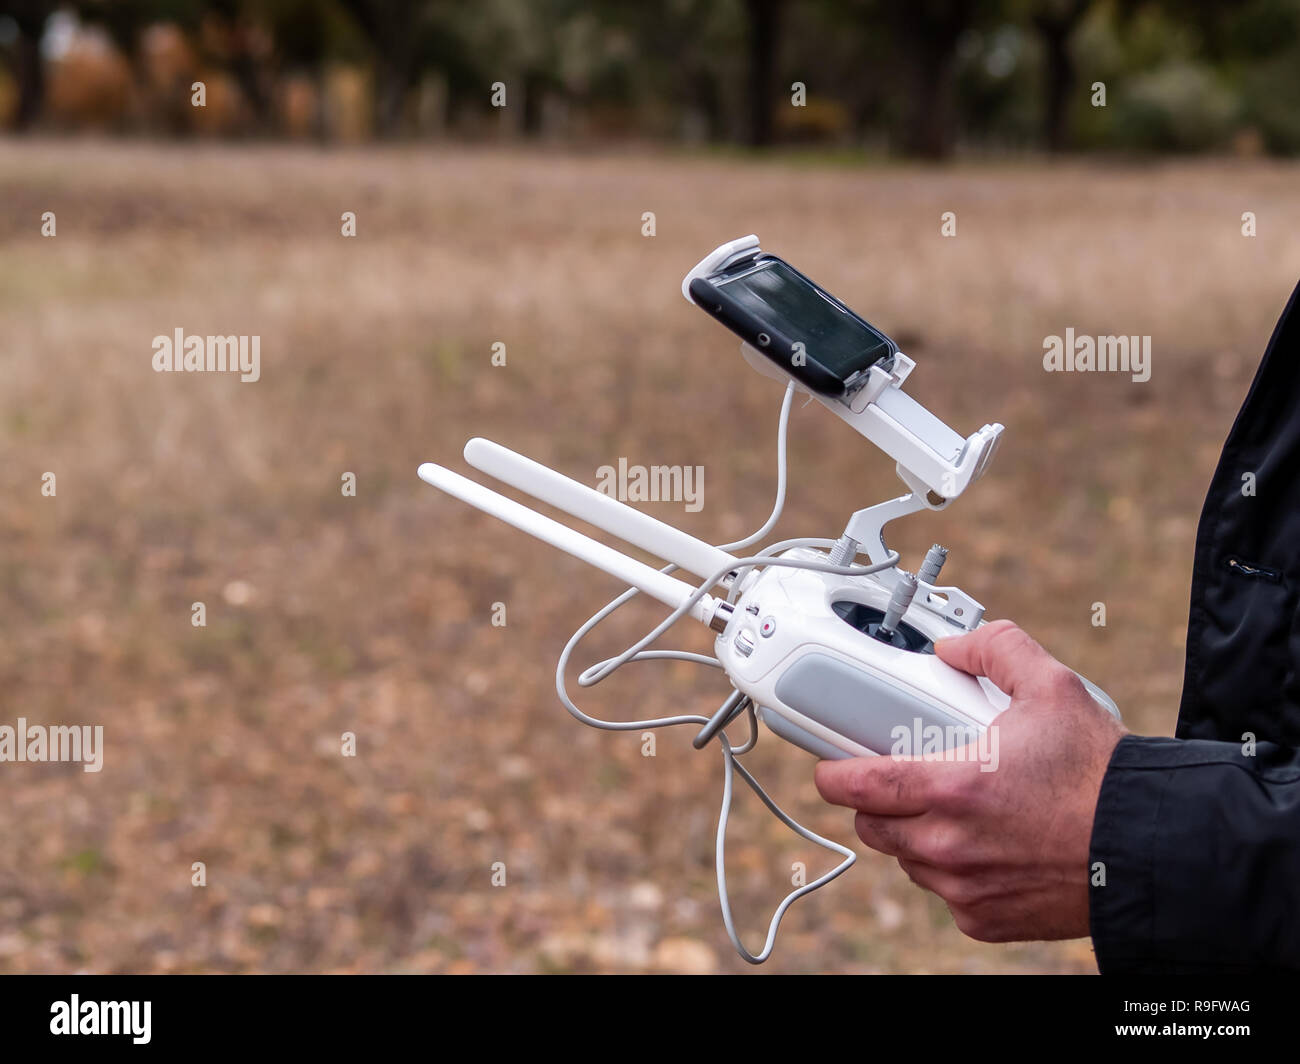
[2,139,1299,973]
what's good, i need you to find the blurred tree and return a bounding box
[901,0,971,157]
[73,0,204,132]
[1030,0,1091,151]
[785,0,895,146]
[335,0,431,135]
[440,0,579,136]
[744,0,781,146]
[1121,0,1300,153]
[75,0,198,57]
[951,20,1040,150]
[253,0,354,138]
[76,0,292,133]
[590,0,744,141]
[204,0,276,130]
[1233,0,1300,153]
[888,0,988,158]
[5,0,55,130]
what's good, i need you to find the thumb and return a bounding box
[934,619,1063,700]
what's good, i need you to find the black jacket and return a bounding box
[1089,279,1300,973]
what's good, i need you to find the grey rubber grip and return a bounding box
[774,652,979,756]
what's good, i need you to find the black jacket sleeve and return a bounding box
[1089,733,1300,973]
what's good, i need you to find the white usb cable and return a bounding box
[554,383,897,963]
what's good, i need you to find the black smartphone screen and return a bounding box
[709,258,895,381]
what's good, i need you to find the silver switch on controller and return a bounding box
[878,572,918,642]
[918,544,949,586]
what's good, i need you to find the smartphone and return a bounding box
[688,254,898,401]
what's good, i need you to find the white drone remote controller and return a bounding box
[418,236,1120,964]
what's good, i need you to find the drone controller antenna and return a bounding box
[917,544,949,586]
[877,571,918,643]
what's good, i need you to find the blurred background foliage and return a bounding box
[2,0,1299,156]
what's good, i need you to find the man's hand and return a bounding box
[814,619,1126,942]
